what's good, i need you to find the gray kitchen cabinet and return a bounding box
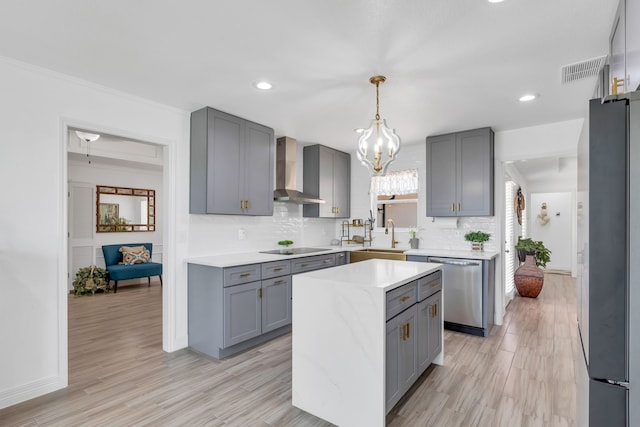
[261,275,292,333]
[188,252,341,359]
[290,253,335,274]
[417,291,442,375]
[190,107,274,216]
[303,144,351,218]
[426,127,494,217]
[223,281,262,347]
[386,304,418,412]
[335,251,349,265]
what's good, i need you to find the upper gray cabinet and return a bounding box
[190,107,274,215]
[303,144,351,218]
[426,127,494,217]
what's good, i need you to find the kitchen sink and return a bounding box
[350,248,406,263]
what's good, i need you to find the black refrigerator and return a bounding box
[577,93,640,426]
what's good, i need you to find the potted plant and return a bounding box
[513,237,551,298]
[278,240,294,254]
[408,227,420,249]
[464,231,490,251]
[515,237,551,268]
[71,265,110,296]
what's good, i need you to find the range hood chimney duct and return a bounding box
[273,136,325,204]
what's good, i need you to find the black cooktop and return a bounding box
[259,247,331,256]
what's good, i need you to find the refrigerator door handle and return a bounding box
[603,379,630,389]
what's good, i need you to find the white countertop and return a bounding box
[186,246,344,267]
[186,245,497,267]
[295,258,442,292]
[405,248,499,260]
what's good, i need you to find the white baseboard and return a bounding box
[0,375,66,410]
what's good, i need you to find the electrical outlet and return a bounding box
[238,228,246,240]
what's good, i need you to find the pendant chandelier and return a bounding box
[356,75,401,176]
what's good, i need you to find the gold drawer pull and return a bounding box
[458,202,461,212]
[258,288,262,298]
[400,296,410,303]
[274,280,284,285]
[431,282,439,287]
[324,259,331,263]
[301,263,309,267]
[451,203,455,212]
[239,273,251,277]
[274,267,283,272]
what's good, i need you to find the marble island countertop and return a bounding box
[295,258,442,292]
[187,245,497,267]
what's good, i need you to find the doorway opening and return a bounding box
[66,126,166,388]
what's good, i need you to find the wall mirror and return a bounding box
[96,185,156,232]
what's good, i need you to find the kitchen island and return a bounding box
[292,259,443,427]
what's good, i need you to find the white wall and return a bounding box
[0,56,343,410]
[529,192,573,271]
[0,56,190,409]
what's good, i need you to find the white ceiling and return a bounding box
[0,1,618,157]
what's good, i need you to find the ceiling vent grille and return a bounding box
[561,56,607,84]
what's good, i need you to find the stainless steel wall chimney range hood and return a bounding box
[273,136,325,204]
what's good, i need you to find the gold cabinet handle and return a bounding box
[407,323,410,338]
[431,305,435,318]
[274,280,284,285]
[324,259,331,263]
[400,295,410,303]
[458,202,461,212]
[401,323,407,340]
[258,288,262,298]
[239,272,251,277]
[274,267,283,272]
[241,200,245,209]
[451,203,455,212]
[431,282,439,288]
[246,200,250,209]
[301,263,309,267]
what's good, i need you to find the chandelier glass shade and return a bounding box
[356,75,400,176]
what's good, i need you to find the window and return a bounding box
[370,169,418,229]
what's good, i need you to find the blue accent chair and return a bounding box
[101,243,163,293]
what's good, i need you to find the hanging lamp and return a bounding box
[356,75,401,176]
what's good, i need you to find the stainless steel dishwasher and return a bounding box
[427,257,485,336]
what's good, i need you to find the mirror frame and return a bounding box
[96,185,156,232]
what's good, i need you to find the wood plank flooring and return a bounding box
[0,274,577,426]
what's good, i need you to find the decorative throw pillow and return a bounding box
[122,249,151,265]
[119,245,146,254]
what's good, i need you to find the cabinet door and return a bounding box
[244,121,274,216]
[333,150,351,218]
[208,109,244,214]
[223,281,261,347]
[417,298,431,375]
[385,306,418,413]
[261,276,292,333]
[428,292,442,364]
[457,128,494,216]
[318,146,335,217]
[426,133,457,217]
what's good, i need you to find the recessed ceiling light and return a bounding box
[488,0,505,3]
[254,81,273,90]
[519,94,537,102]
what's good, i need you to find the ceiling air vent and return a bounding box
[561,56,607,84]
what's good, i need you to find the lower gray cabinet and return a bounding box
[417,291,442,375]
[386,305,417,412]
[223,281,262,347]
[262,276,292,333]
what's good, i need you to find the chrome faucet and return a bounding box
[385,219,398,248]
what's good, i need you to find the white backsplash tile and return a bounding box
[188,202,341,257]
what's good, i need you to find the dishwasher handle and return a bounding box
[427,257,480,267]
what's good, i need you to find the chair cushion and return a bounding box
[106,262,162,281]
[102,243,154,267]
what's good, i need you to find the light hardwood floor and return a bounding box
[1,274,577,426]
